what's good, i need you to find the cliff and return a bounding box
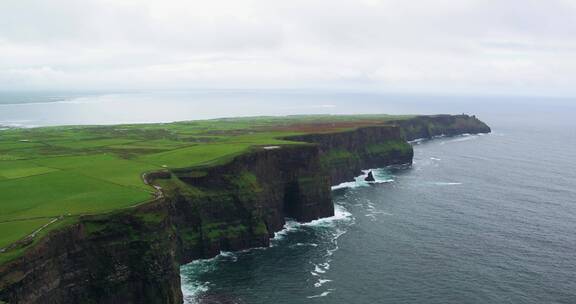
[0,144,336,304]
[0,202,182,304]
[164,144,333,263]
[0,114,490,304]
[391,114,491,141]
[286,126,413,185]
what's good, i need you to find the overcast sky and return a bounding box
[1,0,575,95]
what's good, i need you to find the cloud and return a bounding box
[0,0,575,95]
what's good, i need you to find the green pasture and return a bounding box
[0,170,151,222]
[0,114,412,257]
[0,219,53,249]
[0,160,57,180]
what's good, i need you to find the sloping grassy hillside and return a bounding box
[0,114,413,253]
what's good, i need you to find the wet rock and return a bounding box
[365,171,375,182]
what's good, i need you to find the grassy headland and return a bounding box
[0,114,414,254]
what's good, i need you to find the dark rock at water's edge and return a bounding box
[0,114,490,304]
[365,171,376,182]
[390,114,491,141]
[285,125,413,185]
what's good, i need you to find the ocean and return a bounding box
[1,90,575,303]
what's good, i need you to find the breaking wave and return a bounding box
[331,168,395,190]
[181,203,354,303]
[181,168,398,303]
[272,204,353,243]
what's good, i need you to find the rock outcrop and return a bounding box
[391,114,491,141]
[0,114,491,304]
[365,171,375,182]
[286,126,413,185]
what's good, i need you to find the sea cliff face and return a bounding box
[164,144,333,264]
[391,114,491,141]
[0,115,490,304]
[0,145,335,304]
[0,202,182,304]
[286,126,413,185]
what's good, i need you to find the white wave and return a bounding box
[370,210,393,216]
[303,206,353,230]
[313,265,326,274]
[450,135,478,142]
[186,256,217,268]
[331,169,394,190]
[184,204,353,301]
[331,180,362,190]
[186,249,239,266]
[181,263,213,304]
[408,138,425,144]
[371,178,394,185]
[439,134,479,145]
[182,278,210,304]
[433,182,463,186]
[325,244,340,258]
[181,249,247,303]
[218,251,238,262]
[314,279,332,288]
[430,157,441,161]
[304,209,353,293]
[290,242,319,248]
[235,246,267,254]
[307,291,331,298]
[272,204,352,253]
[365,214,377,221]
[271,220,301,243]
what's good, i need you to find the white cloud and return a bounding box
[0,0,575,95]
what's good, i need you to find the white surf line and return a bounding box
[432,182,463,186]
[314,279,332,288]
[307,291,332,298]
[410,133,480,145]
[408,134,447,145]
[331,167,396,191]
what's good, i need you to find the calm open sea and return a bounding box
[1,90,575,304]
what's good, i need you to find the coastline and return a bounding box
[0,114,490,304]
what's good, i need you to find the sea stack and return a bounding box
[365,171,375,182]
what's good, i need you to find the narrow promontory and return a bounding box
[0,114,490,304]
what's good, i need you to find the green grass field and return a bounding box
[0,114,413,253]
